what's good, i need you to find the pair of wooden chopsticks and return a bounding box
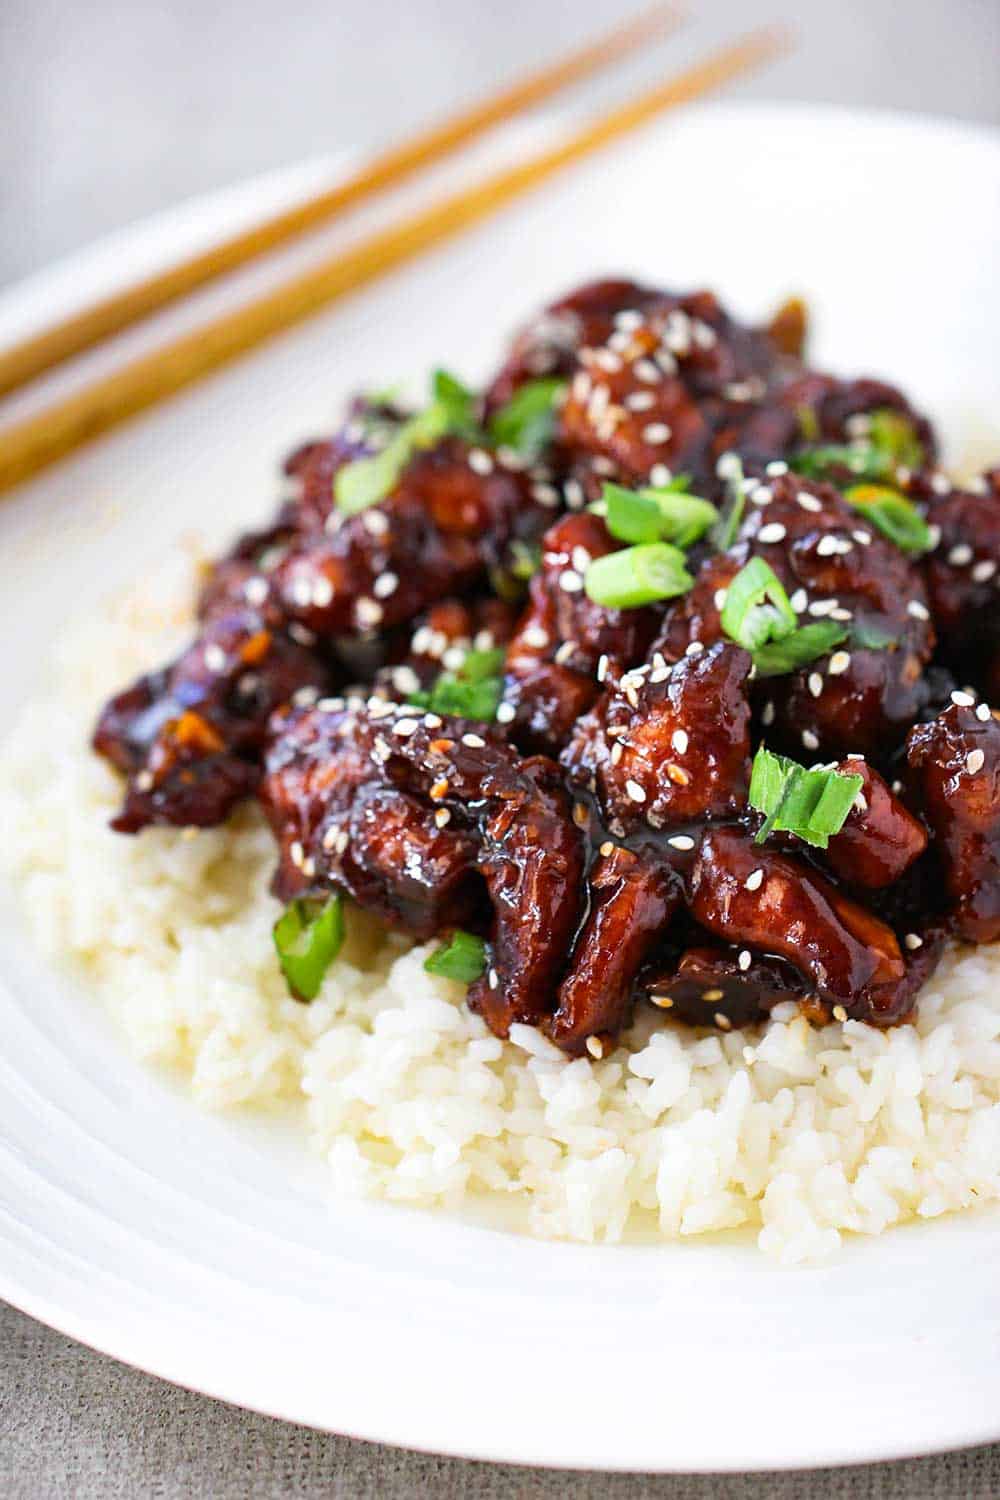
[0,12,790,495]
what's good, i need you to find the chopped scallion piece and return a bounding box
[867,408,924,472]
[751,621,848,676]
[584,543,693,609]
[601,481,718,548]
[720,557,797,652]
[844,484,932,555]
[335,368,480,514]
[711,456,747,551]
[488,378,566,457]
[424,930,488,984]
[850,619,898,651]
[749,746,863,849]
[791,408,925,487]
[409,647,505,721]
[273,893,345,1001]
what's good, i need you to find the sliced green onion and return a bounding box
[601,481,718,549]
[850,619,898,651]
[509,540,542,580]
[795,403,820,442]
[273,893,345,1001]
[424,930,488,984]
[791,408,925,488]
[720,557,797,652]
[409,647,506,721]
[584,543,693,609]
[749,746,863,849]
[711,456,747,552]
[488,377,566,457]
[844,484,932,555]
[751,621,848,677]
[335,369,480,514]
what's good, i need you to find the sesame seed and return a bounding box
[713,588,728,611]
[610,742,624,765]
[976,703,992,723]
[738,950,752,972]
[766,460,789,477]
[468,448,494,475]
[828,651,851,675]
[434,808,451,828]
[488,967,500,990]
[761,700,775,726]
[802,728,820,751]
[703,987,724,1002]
[852,529,872,546]
[290,840,304,869]
[523,624,549,650]
[599,841,615,858]
[808,672,823,698]
[392,718,419,737]
[642,422,672,444]
[904,932,924,951]
[559,570,584,593]
[634,359,661,384]
[243,576,269,606]
[532,482,560,508]
[571,545,592,575]
[745,868,764,891]
[496,701,516,724]
[951,690,976,707]
[667,834,695,851]
[671,729,689,754]
[930,472,951,495]
[586,1036,604,1060]
[596,654,609,684]
[135,769,154,792]
[429,778,449,801]
[796,490,822,513]
[832,1005,848,1023]
[625,779,646,804]
[967,749,986,774]
[204,643,227,673]
[651,993,674,1009]
[593,348,622,373]
[373,571,399,601]
[649,463,673,487]
[362,510,389,536]
[973,560,997,583]
[758,522,787,544]
[356,597,383,627]
[462,733,486,748]
[685,640,705,657]
[948,543,974,566]
[625,391,655,411]
[907,600,930,621]
[809,598,838,617]
[714,1013,732,1031]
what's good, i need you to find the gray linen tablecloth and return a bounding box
[2,0,998,1492]
[4,1303,1000,1498]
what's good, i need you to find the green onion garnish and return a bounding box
[720,557,797,652]
[488,378,566,458]
[335,368,480,514]
[584,543,693,609]
[791,408,925,488]
[273,893,345,1001]
[711,456,747,551]
[850,619,898,651]
[751,621,848,676]
[409,646,505,721]
[424,930,488,984]
[844,484,933,555]
[601,481,718,549]
[749,747,863,849]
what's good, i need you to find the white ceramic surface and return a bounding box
[1,104,999,1472]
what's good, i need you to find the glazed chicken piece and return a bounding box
[688,827,913,1024]
[637,942,806,1031]
[260,700,586,1035]
[654,471,935,761]
[501,513,661,754]
[563,641,753,837]
[780,372,936,466]
[907,700,1000,942]
[93,608,330,833]
[822,759,928,889]
[373,597,519,704]
[271,437,548,640]
[907,467,1000,688]
[547,847,679,1054]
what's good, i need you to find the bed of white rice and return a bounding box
[2,553,1000,1265]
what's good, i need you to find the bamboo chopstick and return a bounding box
[0,3,683,399]
[0,25,790,496]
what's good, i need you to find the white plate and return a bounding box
[2,103,1000,1473]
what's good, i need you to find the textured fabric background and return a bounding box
[3,1303,1000,1498]
[2,1,999,1492]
